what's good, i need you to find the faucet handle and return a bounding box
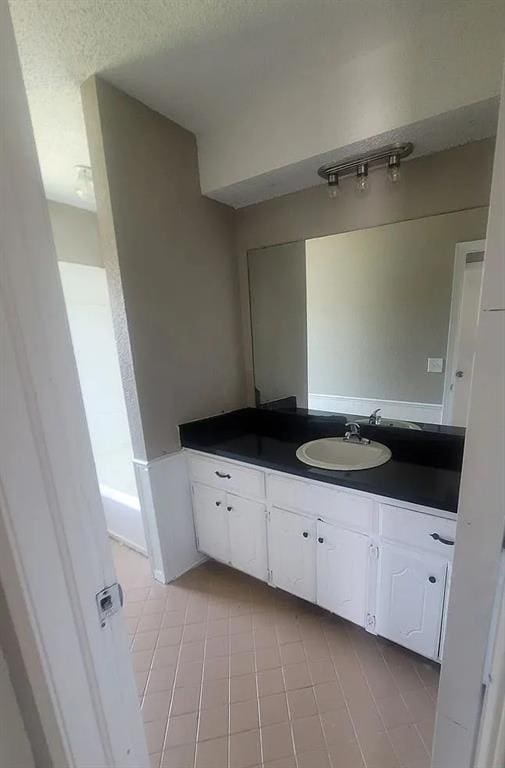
[369,408,382,425]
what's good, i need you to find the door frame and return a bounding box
[0,3,149,766]
[442,238,486,424]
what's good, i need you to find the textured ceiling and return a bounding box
[9,0,505,210]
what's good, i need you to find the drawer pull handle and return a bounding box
[227,506,233,512]
[430,533,455,546]
[318,537,324,544]
[302,531,309,538]
[429,576,437,583]
[215,501,222,507]
[215,471,231,479]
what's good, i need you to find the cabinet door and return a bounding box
[192,483,229,563]
[227,494,268,581]
[268,507,316,602]
[316,520,369,627]
[377,543,447,659]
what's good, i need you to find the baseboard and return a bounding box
[308,393,443,424]
[108,530,148,558]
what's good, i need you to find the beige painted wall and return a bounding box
[306,209,489,403]
[82,78,244,460]
[0,643,35,768]
[248,242,307,406]
[236,139,495,402]
[47,200,102,267]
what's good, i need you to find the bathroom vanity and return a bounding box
[180,408,463,662]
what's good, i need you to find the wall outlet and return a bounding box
[427,357,444,373]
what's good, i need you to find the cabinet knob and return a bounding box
[318,537,324,544]
[302,531,309,538]
[215,501,221,507]
[428,576,437,583]
[227,506,233,512]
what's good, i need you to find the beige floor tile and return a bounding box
[207,618,230,637]
[142,691,171,723]
[286,687,317,720]
[263,758,296,768]
[198,705,229,742]
[165,712,199,748]
[132,649,154,672]
[161,610,186,629]
[389,664,425,695]
[230,674,257,703]
[348,702,384,744]
[416,718,435,752]
[150,752,161,768]
[254,628,278,648]
[135,669,149,696]
[133,630,159,652]
[182,622,206,643]
[358,730,400,768]
[143,599,167,616]
[401,687,436,723]
[280,642,306,666]
[229,728,261,768]
[283,662,312,691]
[257,668,285,697]
[176,661,204,688]
[145,719,166,755]
[157,626,183,647]
[146,665,176,695]
[309,659,337,685]
[204,656,229,681]
[205,635,230,659]
[292,714,326,752]
[152,645,179,669]
[179,640,205,664]
[297,748,331,768]
[304,641,331,662]
[230,632,255,654]
[201,678,229,709]
[376,693,414,729]
[387,723,429,767]
[259,693,289,726]
[230,699,259,734]
[256,646,281,671]
[138,613,163,633]
[171,685,200,716]
[195,736,228,768]
[314,681,345,714]
[261,722,294,763]
[230,615,253,634]
[230,651,255,677]
[161,744,195,768]
[327,739,365,768]
[321,707,356,747]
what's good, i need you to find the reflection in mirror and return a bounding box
[248,209,487,430]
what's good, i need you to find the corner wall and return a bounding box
[81,77,245,580]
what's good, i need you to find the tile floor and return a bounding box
[113,541,439,768]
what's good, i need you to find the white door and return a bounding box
[268,507,316,602]
[0,5,148,766]
[445,249,485,426]
[227,494,268,581]
[192,483,229,562]
[377,544,447,659]
[316,520,369,627]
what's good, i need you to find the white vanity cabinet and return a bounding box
[187,449,457,661]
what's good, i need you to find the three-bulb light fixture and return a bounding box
[318,142,413,199]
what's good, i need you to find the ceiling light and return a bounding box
[387,153,401,183]
[327,172,340,199]
[74,165,95,203]
[355,162,369,194]
[317,142,413,199]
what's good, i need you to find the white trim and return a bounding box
[308,393,442,424]
[134,451,203,583]
[442,239,486,424]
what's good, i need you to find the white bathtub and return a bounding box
[100,484,147,556]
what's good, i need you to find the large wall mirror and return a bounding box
[248,208,487,430]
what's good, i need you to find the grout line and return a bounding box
[159,599,189,764]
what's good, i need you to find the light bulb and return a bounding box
[387,154,401,183]
[327,172,340,199]
[75,165,95,203]
[355,163,369,194]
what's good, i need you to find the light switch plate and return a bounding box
[427,357,444,373]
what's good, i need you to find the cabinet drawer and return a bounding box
[380,504,456,556]
[188,453,265,499]
[267,473,373,532]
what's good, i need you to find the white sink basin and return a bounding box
[296,437,392,471]
[356,418,421,430]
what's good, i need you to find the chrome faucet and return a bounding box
[369,408,382,425]
[344,422,370,444]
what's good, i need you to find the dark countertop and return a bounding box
[179,408,464,514]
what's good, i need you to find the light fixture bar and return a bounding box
[318,142,413,182]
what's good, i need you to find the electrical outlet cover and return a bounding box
[427,357,444,373]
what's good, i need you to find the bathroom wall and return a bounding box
[236,139,495,401]
[82,77,245,462]
[0,642,35,768]
[248,241,308,406]
[306,208,488,405]
[47,200,102,267]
